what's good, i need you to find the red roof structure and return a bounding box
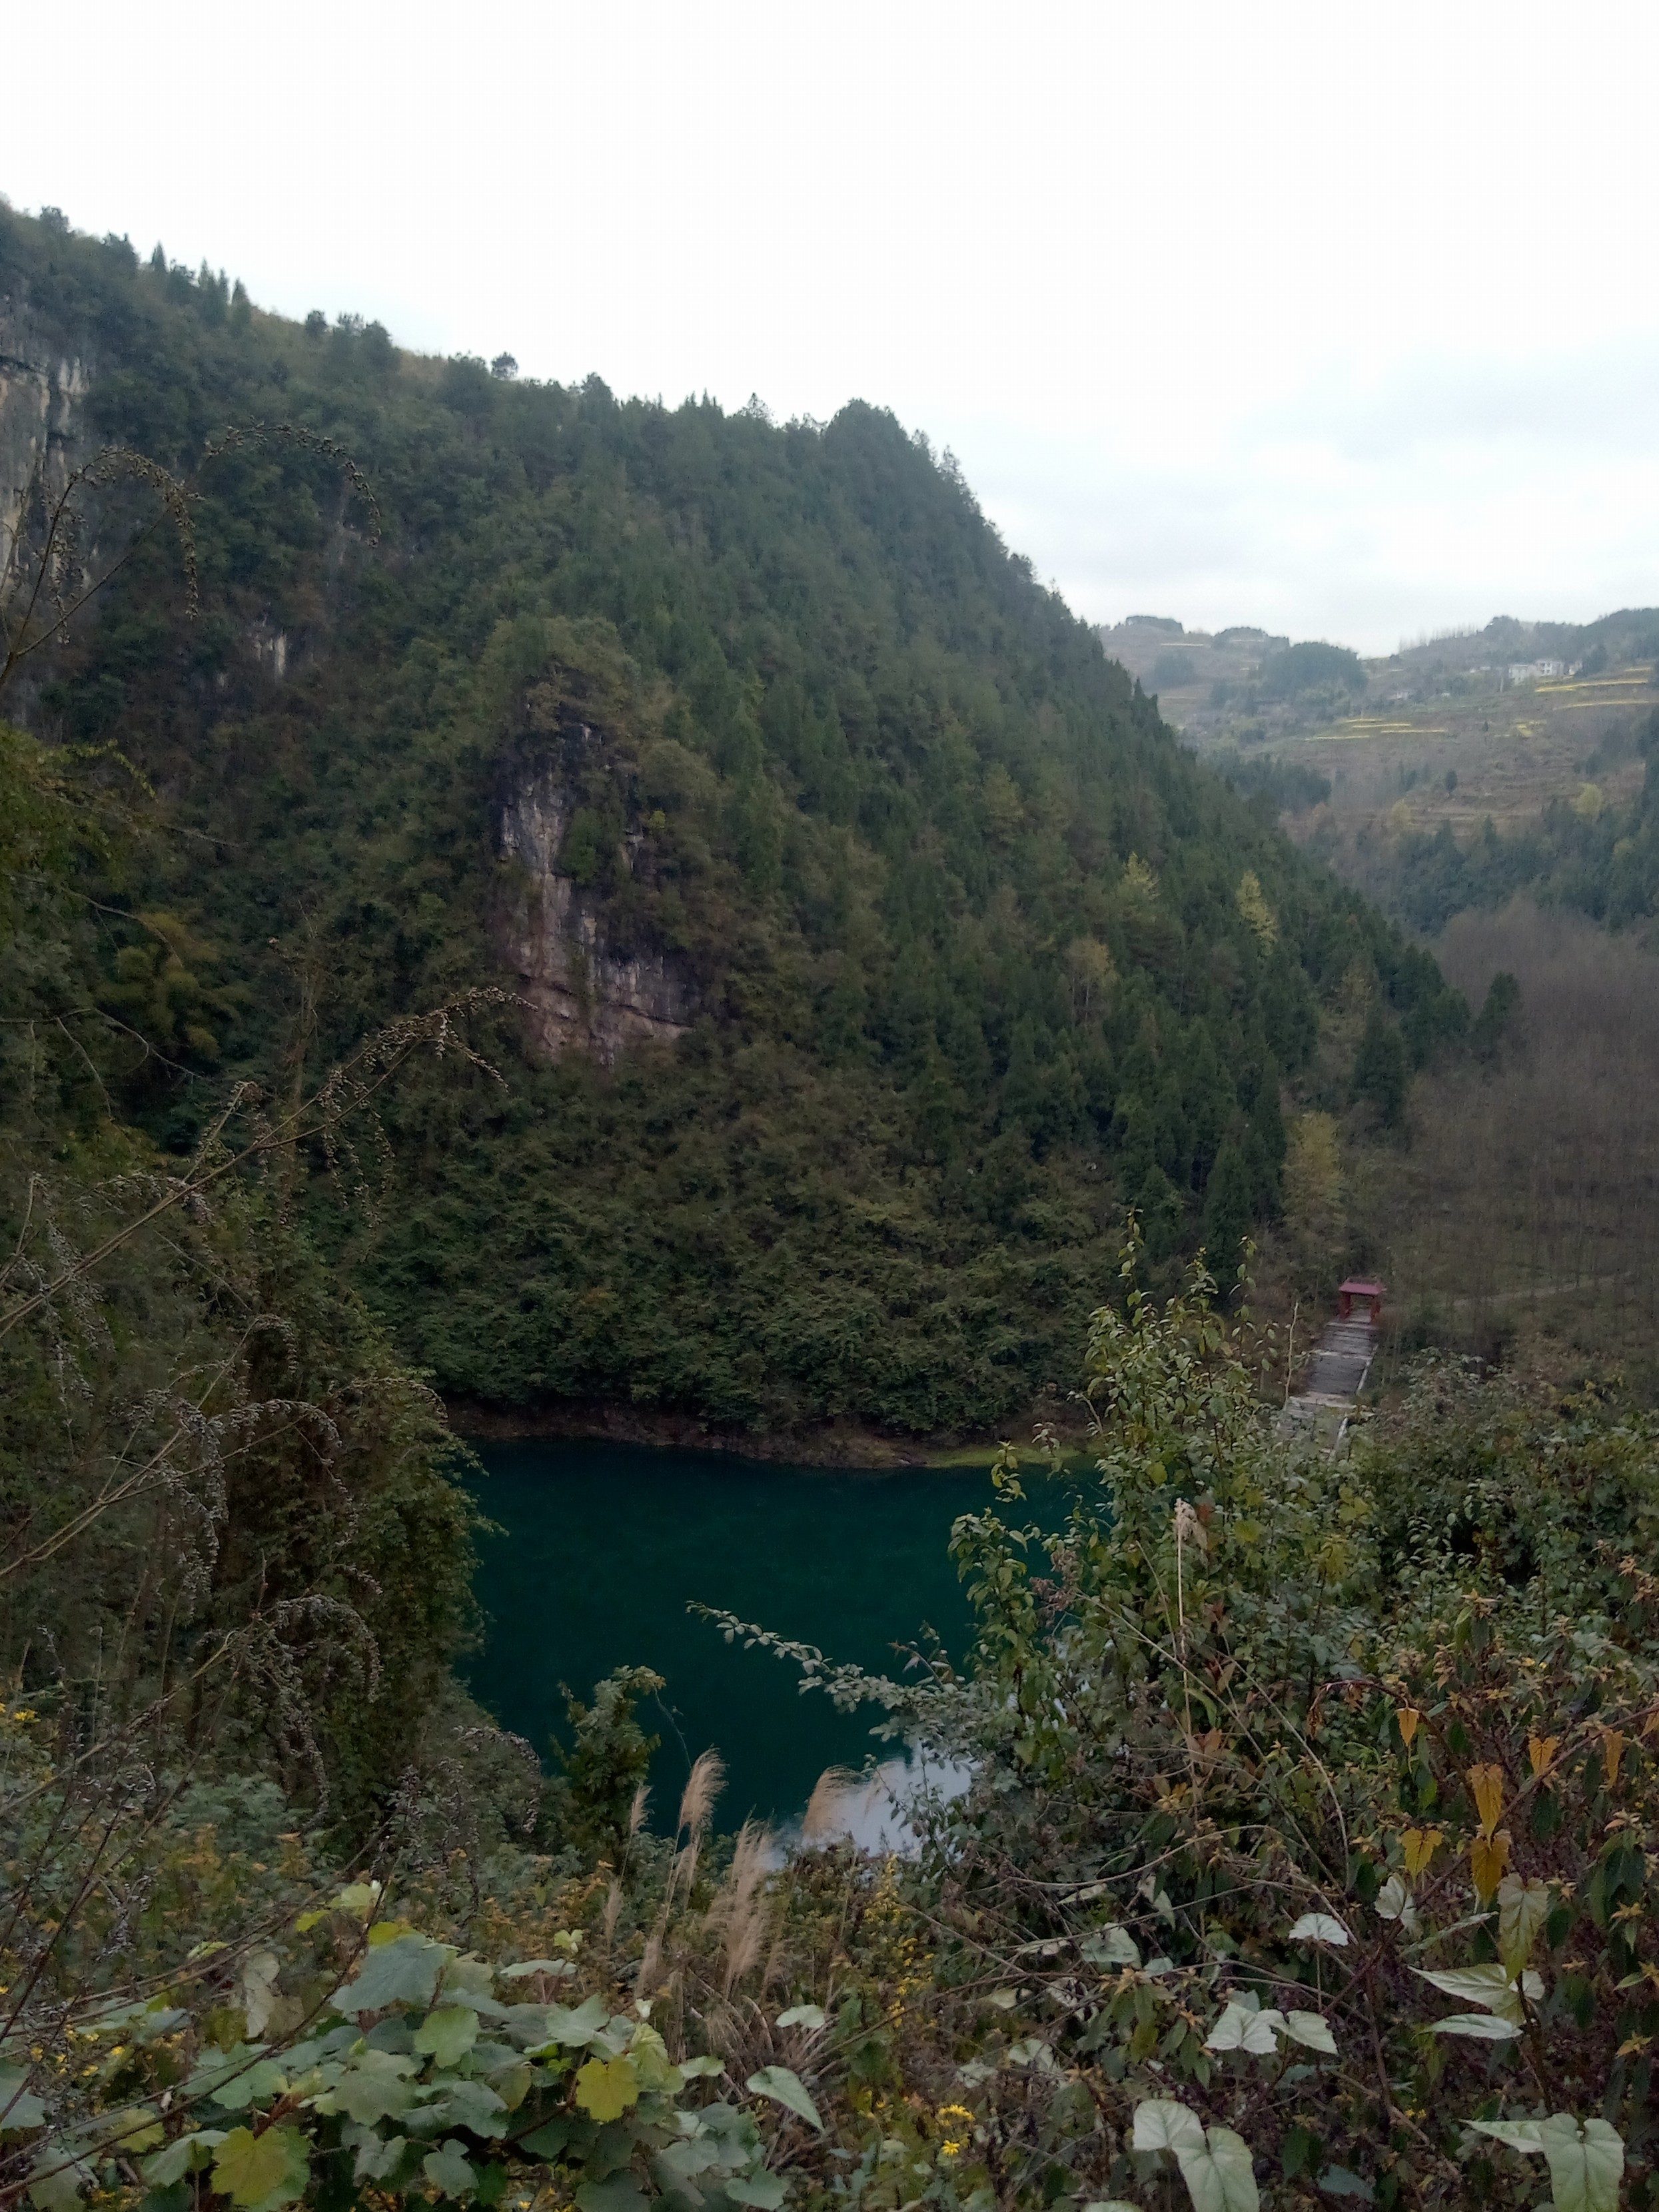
[1337,1277,1386,1322]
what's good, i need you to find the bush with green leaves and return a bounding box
[1,1848,828,2212]
[716,1227,1659,2206]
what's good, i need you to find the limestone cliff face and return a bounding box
[0,294,90,569]
[498,730,692,1063]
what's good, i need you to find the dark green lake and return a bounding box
[464,1439,999,1828]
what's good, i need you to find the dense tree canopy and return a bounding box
[0,206,1462,1433]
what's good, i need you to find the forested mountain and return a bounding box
[1381,708,1659,937]
[13,208,1659,2212]
[0,206,1461,1434]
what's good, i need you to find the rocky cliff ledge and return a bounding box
[0,298,89,569]
[498,729,692,1063]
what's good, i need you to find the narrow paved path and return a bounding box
[1282,1312,1378,1438]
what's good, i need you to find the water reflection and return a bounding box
[466,1439,991,1824]
[782,1745,974,1856]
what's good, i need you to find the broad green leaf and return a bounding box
[679,2054,725,2078]
[102,2106,165,2153]
[143,2133,226,2186]
[314,2048,423,2125]
[1205,2001,1283,2055]
[498,1959,574,1981]
[184,2045,288,2112]
[656,2139,726,2187]
[1498,1876,1552,1978]
[726,2175,787,2209]
[775,2004,826,2031]
[470,2044,532,2109]
[699,2100,764,2163]
[331,1933,446,2017]
[348,2128,412,2183]
[1282,2011,1338,2056]
[84,1997,187,2041]
[211,2123,310,2212]
[626,2022,682,2094]
[1472,2122,1546,2152]
[1132,2100,1207,2155]
[409,2077,508,2139]
[1287,1913,1349,1945]
[143,2132,227,2185]
[1538,2117,1624,2212]
[574,2177,648,2212]
[422,2139,478,2198]
[537,1995,611,2048]
[241,1952,282,2039]
[1316,2171,1374,2201]
[518,2119,575,2160]
[27,2148,91,2212]
[574,2054,641,2122]
[414,2005,480,2067]
[1474,2115,1624,2212]
[437,1956,498,2011]
[746,2064,824,2131]
[1426,2011,1520,2040]
[1413,1963,1542,2025]
[1175,2125,1261,2212]
[0,2067,45,2131]
[1373,1874,1419,1932]
[1081,1926,1141,1967]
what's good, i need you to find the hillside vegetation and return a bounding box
[7,207,1659,2212]
[0,207,1460,1437]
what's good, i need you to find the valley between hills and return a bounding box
[6,201,1659,2212]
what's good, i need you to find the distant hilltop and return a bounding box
[1098,608,1659,742]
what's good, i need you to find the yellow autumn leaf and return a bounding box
[1527,1733,1560,1780]
[574,2053,640,2122]
[1470,1830,1511,1904]
[1467,1762,1504,1838]
[211,2127,308,2211]
[1402,1827,1444,1879]
[1397,1708,1421,1752]
[1602,1729,1628,1787]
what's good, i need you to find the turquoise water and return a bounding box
[463,1440,1000,1827]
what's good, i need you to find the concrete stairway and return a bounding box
[1283,1314,1378,1434]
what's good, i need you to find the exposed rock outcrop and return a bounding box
[498,724,692,1063]
[0,296,89,572]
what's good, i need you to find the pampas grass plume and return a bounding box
[679,1748,726,1838]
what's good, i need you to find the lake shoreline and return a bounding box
[444,1393,1090,1470]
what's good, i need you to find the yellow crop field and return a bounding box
[1537,679,1650,695]
[1309,722,1448,741]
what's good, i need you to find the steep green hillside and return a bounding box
[1377,708,1659,936]
[0,207,1462,1432]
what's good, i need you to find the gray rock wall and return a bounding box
[0,289,89,578]
[498,747,692,1063]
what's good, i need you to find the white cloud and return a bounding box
[9,0,1659,652]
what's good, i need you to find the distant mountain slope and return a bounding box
[0,207,1461,1434]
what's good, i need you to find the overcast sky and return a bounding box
[10,0,1659,652]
